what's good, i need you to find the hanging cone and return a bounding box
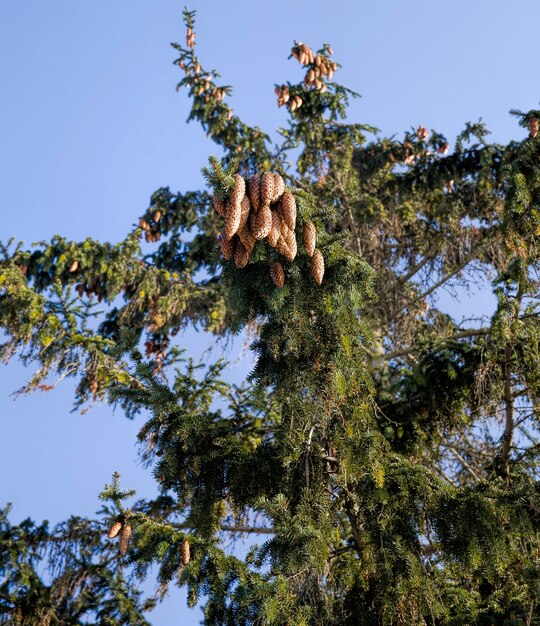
[180,540,191,566]
[281,192,297,231]
[260,173,274,205]
[276,234,296,262]
[107,517,123,539]
[213,194,226,217]
[272,174,285,202]
[247,175,261,212]
[251,204,272,240]
[238,224,256,254]
[416,126,429,141]
[69,260,79,272]
[530,118,539,138]
[268,211,282,247]
[270,261,285,288]
[220,234,235,260]
[303,222,316,257]
[119,524,132,555]
[285,230,297,261]
[234,241,250,268]
[224,199,242,240]
[311,249,325,285]
[231,174,246,207]
[239,195,251,230]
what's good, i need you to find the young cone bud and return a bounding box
[234,241,250,269]
[247,175,261,212]
[108,518,123,539]
[272,174,285,202]
[281,192,297,231]
[119,524,132,555]
[180,540,191,566]
[260,173,274,205]
[270,261,285,288]
[251,205,272,240]
[303,222,316,257]
[311,249,325,285]
[224,199,242,240]
[220,234,235,261]
[268,211,282,248]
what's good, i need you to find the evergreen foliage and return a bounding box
[1,8,540,625]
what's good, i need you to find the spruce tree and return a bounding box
[2,8,540,625]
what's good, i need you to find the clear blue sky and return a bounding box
[1,1,539,623]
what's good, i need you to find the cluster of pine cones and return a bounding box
[275,43,337,110]
[108,516,191,565]
[213,172,325,288]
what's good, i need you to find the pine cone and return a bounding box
[260,173,274,205]
[220,234,235,261]
[303,222,316,257]
[239,195,251,230]
[270,261,285,288]
[530,118,539,138]
[281,192,297,231]
[416,126,429,141]
[311,249,325,285]
[224,199,242,240]
[119,524,132,555]
[107,517,123,539]
[89,380,99,394]
[247,175,261,212]
[276,233,296,262]
[69,260,79,272]
[180,540,191,566]
[213,194,226,217]
[251,204,272,240]
[234,241,250,268]
[272,174,285,202]
[238,224,256,254]
[231,174,246,207]
[268,211,282,247]
[285,230,297,261]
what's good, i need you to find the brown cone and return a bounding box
[285,230,297,261]
[238,222,256,254]
[270,261,285,288]
[303,222,316,257]
[272,174,285,202]
[247,175,261,212]
[251,204,272,240]
[234,241,250,268]
[260,173,274,205]
[107,518,123,539]
[220,234,235,260]
[180,540,191,566]
[119,524,132,555]
[239,195,251,230]
[231,174,246,207]
[69,260,79,272]
[213,194,226,217]
[311,249,325,285]
[224,199,242,240]
[268,211,282,247]
[530,118,539,138]
[281,192,297,231]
